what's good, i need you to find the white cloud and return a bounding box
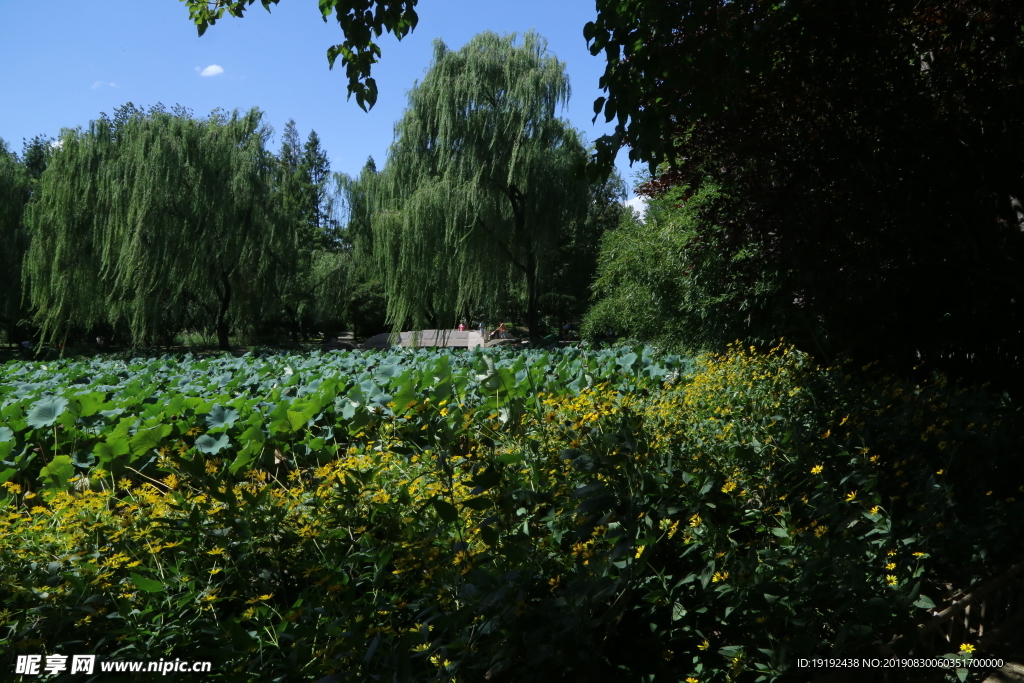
[197,64,224,77]
[91,81,119,89]
[624,195,648,220]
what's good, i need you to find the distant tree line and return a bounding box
[0,35,625,351]
[175,1,1024,386]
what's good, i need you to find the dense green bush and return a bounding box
[1,346,1020,681]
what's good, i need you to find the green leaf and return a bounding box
[39,455,75,489]
[286,400,319,431]
[718,645,744,659]
[432,499,458,523]
[498,451,524,465]
[129,424,172,456]
[76,392,107,417]
[228,450,254,475]
[101,437,131,459]
[392,375,418,412]
[130,573,165,593]
[480,526,499,546]
[468,467,501,491]
[913,594,936,609]
[195,433,231,455]
[205,404,240,431]
[462,496,492,511]
[26,396,69,429]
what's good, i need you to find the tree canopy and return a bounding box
[584,1,1024,378]
[371,31,592,338]
[182,0,418,109]
[0,139,31,345]
[270,120,346,340]
[24,105,286,349]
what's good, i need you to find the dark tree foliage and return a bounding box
[586,1,1024,378]
[20,135,54,182]
[336,158,388,339]
[540,172,627,333]
[271,121,345,341]
[0,139,31,346]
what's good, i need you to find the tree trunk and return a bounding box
[216,271,232,350]
[526,242,539,342]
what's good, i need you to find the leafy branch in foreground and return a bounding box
[181,0,419,110]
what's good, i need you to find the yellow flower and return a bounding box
[712,571,729,583]
[697,640,710,650]
[885,562,896,570]
[886,575,898,586]
[810,465,823,474]
[635,546,645,559]
[845,491,857,502]
[721,480,737,493]
[870,506,880,515]
[687,678,700,683]
[960,643,975,654]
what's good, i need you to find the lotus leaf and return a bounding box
[39,454,74,489]
[205,404,240,431]
[25,396,70,429]
[195,433,231,455]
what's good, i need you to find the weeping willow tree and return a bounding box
[24,105,285,349]
[373,31,590,338]
[0,138,31,346]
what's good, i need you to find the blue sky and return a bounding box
[0,1,647,204]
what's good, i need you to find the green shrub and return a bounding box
[1,345,1019,681]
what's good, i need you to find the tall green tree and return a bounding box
[24,105,285,350]
[372,31,591,338]
[583,1,1024,378]
[302,131,335,248]
[272,121,344,341]
[0,139,31,346]
[182,0,418,109]
[336,158,387,338]
[21,134,55,182]
[541,171,626,331]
